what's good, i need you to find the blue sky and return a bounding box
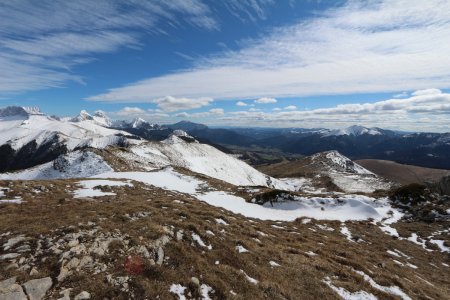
[1,0,450,131]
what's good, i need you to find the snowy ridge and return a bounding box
[116,132,284,187]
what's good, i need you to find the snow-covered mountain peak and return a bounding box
[71,110,94,122]
[92,110,113,127]
[130,117,148,128]
[70,109,113,127]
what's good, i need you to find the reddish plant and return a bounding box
[124,255,144,275]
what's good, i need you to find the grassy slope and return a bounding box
[1,178,449,299]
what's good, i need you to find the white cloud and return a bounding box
[209,108,225,115]
[154,96,213,112]
[109,90,450,131]
[236,101,248,106]
[89,0,450,103]
[254,97,277,104]
[411,88,442,96]
[272,107,281,111]
[175,108,225,118]
[114,106,146,116]
[175,112,190,118]
[284,105,297,110]
[216,90,450,131]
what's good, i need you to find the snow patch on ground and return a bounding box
[354,269,412,300]
[192,233,212,250]
[429,239,450,253]
[93,167,202,194]
[0,197,23,204]
[236,245,249,253]
[340,225,354,242]
[269,261,280,267]
[169,284,187,300]
[73,180,132,198]
[324,277,377,300]
[215,218,228,225]
[240,270,258,284]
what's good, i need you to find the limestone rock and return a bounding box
[23,277,52,300]
[0,278,27,300]
[74,291,91,300]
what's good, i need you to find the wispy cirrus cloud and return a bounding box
[89,0,450,103]
[0,0,219,94]
[0,0,278,95]
[254,97,277,104]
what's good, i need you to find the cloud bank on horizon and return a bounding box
[1,0,450,131]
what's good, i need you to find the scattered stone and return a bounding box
[74,291,90,300]
[5,263,19,270]
[68,239,79,247]
[30,267,39,276]
[57,288,72,300]
[23,277,52,300]
[78,256,93,269]
[0,278,27,300]
[66,257,80,269]
[0,277,17,289]
[0,253,20,260]
[191,277,200,287]
[57,266,72,282]
[156,247,164,265]
[3,235,26,251]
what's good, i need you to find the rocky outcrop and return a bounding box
[435,175,450,196]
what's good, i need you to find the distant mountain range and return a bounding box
[163,121,450,170]
[2,106,450,171]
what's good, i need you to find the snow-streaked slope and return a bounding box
[313,151,374,175]
[0,151,113,180]
[116,131,280,187]
[0,106,133,151]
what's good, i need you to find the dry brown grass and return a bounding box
[1,179,449,299]
[356,159,450,185]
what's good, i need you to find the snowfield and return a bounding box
[89,168,402,223]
